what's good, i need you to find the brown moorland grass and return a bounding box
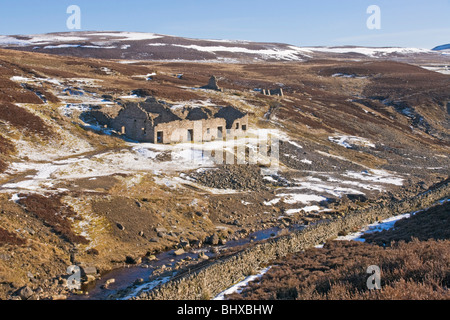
[0,101,53,136]
[0,159,7,173]
[228,240,450,300]
[0,78,44,104]
[18,194,89,245]
[363,201,450,246]
[0,226,26,246]
[0,134,14,155]
[20,83,60,104]
[228,200,450,300]
[0,134,14,172]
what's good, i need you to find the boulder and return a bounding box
[155,227,168,233]
[173,249,185,256]
[82,266,97,276]
[198,252,209,260]
[18,286,33,300]
[116,223,125,231]
[125,256,142,265]
[205,233,219,246]
[131,88,154,97]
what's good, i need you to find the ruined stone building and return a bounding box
[91,97,248,144]
[261,88,284,97]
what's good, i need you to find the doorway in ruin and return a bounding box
[218,127,223,139]
[187,129,194,142]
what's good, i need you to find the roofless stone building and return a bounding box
[93,97,248,144]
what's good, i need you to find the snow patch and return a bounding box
[214,267,271,300]
[329,135,375,149]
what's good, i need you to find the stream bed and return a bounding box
[70,224,306,300]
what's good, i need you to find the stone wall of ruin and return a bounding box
[154,118,228,144]
[110,104,156,142]
[261,88,284,97]
[153,115,249,144]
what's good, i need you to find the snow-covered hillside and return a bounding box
[0,31,448,63]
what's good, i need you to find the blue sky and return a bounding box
[0,0,449,48]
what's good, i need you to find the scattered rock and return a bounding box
[205,233,219,246]
[125,256,142,265]
[173,249,185,256]
[191,165,267,191]
[146,255,158,261]
[179,239,191,249]
[82,266,97,276]
[18,286,33,300]
[209,247,220,254]
[24,227,35,235]
[102,278,116,289]
[198,252,209,260]
[0,253,11,261]
[85,275,96,284]
[190,239,202,248]
[132,88,154,97]
[86,248,99,255]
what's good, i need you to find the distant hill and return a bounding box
[0,31,448,63]
[432,44,450,51]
